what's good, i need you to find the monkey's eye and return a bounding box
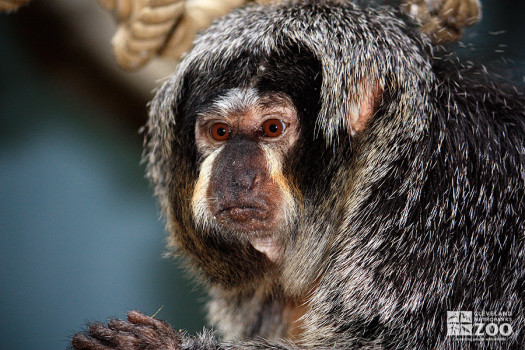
[209,122,232,141]
[262,119,285,138]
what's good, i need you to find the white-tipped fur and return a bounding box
[142,2,524,348]
[208,88,259,118]
[260,143,298,227]
[192,147,224,231]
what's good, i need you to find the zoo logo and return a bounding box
[447,311,513,340]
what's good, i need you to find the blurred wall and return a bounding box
[0,1,523,350]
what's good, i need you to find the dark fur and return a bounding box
[72,0,524,349]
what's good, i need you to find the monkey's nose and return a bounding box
[232,170,259,190]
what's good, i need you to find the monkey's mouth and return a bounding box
[215,204,274,233]
[218,206,269,220]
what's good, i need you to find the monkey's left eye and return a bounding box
[209,122,232,141]
[262,119,285,138]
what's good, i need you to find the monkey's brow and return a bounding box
[196,88,258,119]
[196,92,293,122]
[257,94,294,109]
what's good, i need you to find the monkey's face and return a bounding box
[192,89,299,262]
[149,43,327,288]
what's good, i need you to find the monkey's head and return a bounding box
[145,1,434,293]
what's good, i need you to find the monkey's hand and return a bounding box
[72,310,181,350]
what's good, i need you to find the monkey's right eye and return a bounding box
[209,123,232,141]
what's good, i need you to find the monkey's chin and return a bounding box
[225,226,282,262]
[213,208,282,261]
[250,236,281,262]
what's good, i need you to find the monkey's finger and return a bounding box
[108,318,158,340]
[71,333,112,350]
[89,322,144,348]
[88,323,123,345]
[108,318,138,333]
[127,310,174,334]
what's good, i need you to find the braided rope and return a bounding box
[100,0,185,70]
[401,0,482,44]
[100,0,251,70]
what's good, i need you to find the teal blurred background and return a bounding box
[0,1,523,349]
[0,2,206,350]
